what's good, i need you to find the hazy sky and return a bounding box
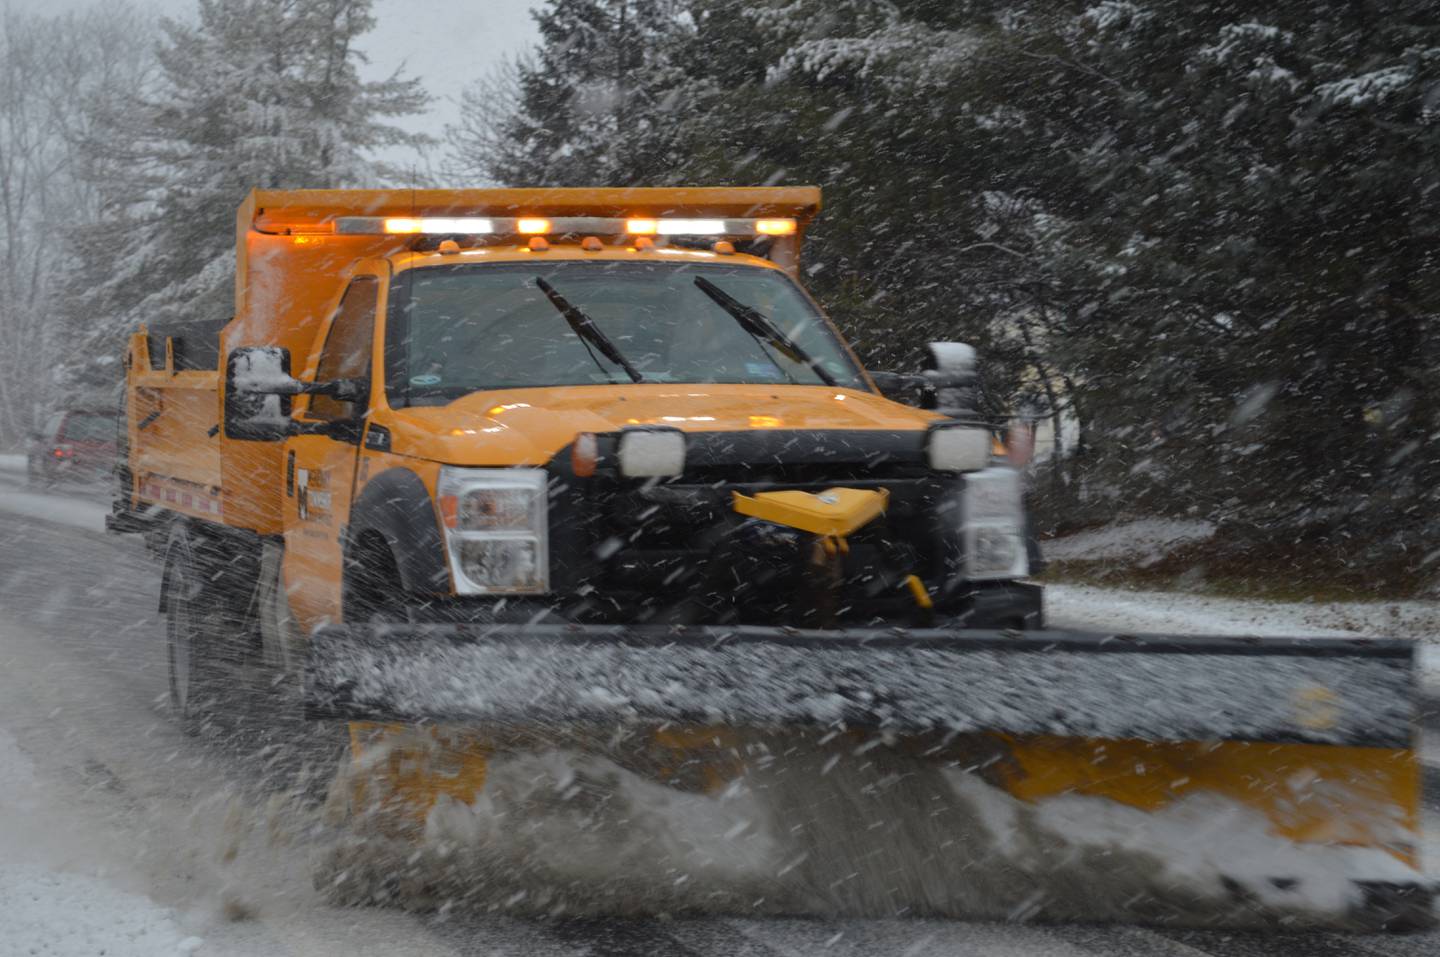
[35,0,545,174]
[367,0,544,168]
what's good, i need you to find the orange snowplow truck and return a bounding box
[109,188,1428,927]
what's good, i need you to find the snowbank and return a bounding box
[0,483,109,533]
[1043,518,1215,565]
[0,730,200,956]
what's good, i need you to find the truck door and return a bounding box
[282,271,382,631]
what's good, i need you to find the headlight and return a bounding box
[927,423,993,472]
[962,466,1029,580]
[437,467,548,594]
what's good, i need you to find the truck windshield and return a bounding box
[385,261,865,405]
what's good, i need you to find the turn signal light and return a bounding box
[572,432,600,478]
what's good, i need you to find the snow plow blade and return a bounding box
[304,624,1431,928]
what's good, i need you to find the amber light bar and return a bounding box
[332,215,797,238]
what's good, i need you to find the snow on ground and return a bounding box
[0,729,200,957]
[0,453,25,475]
[0,485,108,534]
[1043,518,1215,565]
[0,473,108,534]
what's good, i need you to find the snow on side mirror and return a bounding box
[923,341,979,418]
[224,346,297,441]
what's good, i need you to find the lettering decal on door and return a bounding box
[296,469,333,523]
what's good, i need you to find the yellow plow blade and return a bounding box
[306,625,1430,927]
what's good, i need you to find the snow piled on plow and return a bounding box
[313,742,1424,928]
[306,627,1413,748]
[1047,583,1440,693]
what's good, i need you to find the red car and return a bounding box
[27,408,117,487]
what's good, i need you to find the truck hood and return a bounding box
[385,383,941,467]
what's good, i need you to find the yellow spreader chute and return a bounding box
[732,486,889,538]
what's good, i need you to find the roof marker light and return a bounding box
[755,218,797,236]
[657,219,726,235]
[517,218,551,234]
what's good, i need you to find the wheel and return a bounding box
[163,525,226,734]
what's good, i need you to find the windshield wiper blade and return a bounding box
[535,277,644,384]
[693,276,838,387]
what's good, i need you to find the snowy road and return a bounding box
[0,473,1435,956]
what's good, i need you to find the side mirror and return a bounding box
[224,347,368,442]
[225,346,296,441]
[922,342,979,418]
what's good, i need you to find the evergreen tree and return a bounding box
[472,0,692,186]
[80,0,429,343]
[462,0,1440,564]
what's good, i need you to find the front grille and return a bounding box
[542,428,966,626]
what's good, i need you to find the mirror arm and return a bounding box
[286,417,364,442]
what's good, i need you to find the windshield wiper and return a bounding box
[693,276,838,387]
[535,277,645,383]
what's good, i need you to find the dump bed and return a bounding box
[118,324,224,522]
